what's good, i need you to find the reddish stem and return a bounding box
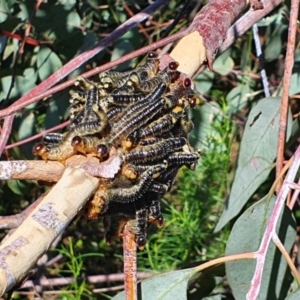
[0,115,15,156]
[275,0,299,191]
[247,144,300,299]
[123,225,137,300]
[5,121,70,150]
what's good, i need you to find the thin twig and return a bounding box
[195,252,256,273]
[272,232,300,286]
[0,115,15,157]
[5,121,70,150]
[123,4,151,40]
[19,0,43,54]
[20,272,153,288]
[287,177,300,209]
[0,196,44,230]
[275,0,299,192]
[123,225,137,300]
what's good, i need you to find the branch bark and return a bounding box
[0,167,98,294]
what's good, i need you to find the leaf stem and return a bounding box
[195,252,256,273]
[272,232,300,287]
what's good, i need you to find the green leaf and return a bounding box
[278,72,300,96]
[264,22,288,62]
[226,84,252,114]
[201,296,223,300]
[111,39,134,71]
[113,268,198,300]
[0,1,9,22]
[187,265,225,300]
[7,180,27,196]
[213,55,234,76]
[0,36,7,56]
[225,195,296,299]
[215,97,292,231]
[286,289,300,299]
[194,71,214,95]
[66,10,81,32]
[0,75,36,101]
[37,47,63,81]
[18,111,35,140]
[190,103,222,150]
[287,113,300,147]
[257,7,288,27]
[45,94,69,129]
[44,101,60,130]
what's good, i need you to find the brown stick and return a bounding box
[0,160,64,182]
[275,0,299,191]
[123,225,137,300]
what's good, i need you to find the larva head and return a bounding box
[148,52,158,59]
[184,78,191,88]
[136,235,147,250]
[96,144,109,162]
[156,215,164,228]
[188,95,200,108]
[33,143,48,156]
[71,136,82,148]
[169,61,179,71]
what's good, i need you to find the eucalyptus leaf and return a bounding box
[0,36,7,56]
[226,84,252,114]
[190,103,222,150]
[194,71,214,95]
[215,97,292,231]
[0,1,9,23]
[111,39,134,71]
[44,101,60,130]
[286,289,300,299]
[1,75,36,100]
[7,180,27,196]
[278,72,300,96]
[113,268,198,300]
[225,195,296,300]
[213,55,234,76]
[66,10,81,32]
[37,47,62,81]
[18,112,35,140]
[201,295,223,300]
[264,23,288,62]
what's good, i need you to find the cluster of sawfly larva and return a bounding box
[33,52,200,249]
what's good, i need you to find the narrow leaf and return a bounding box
[215,97,292,231]
[225,196,296,299]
